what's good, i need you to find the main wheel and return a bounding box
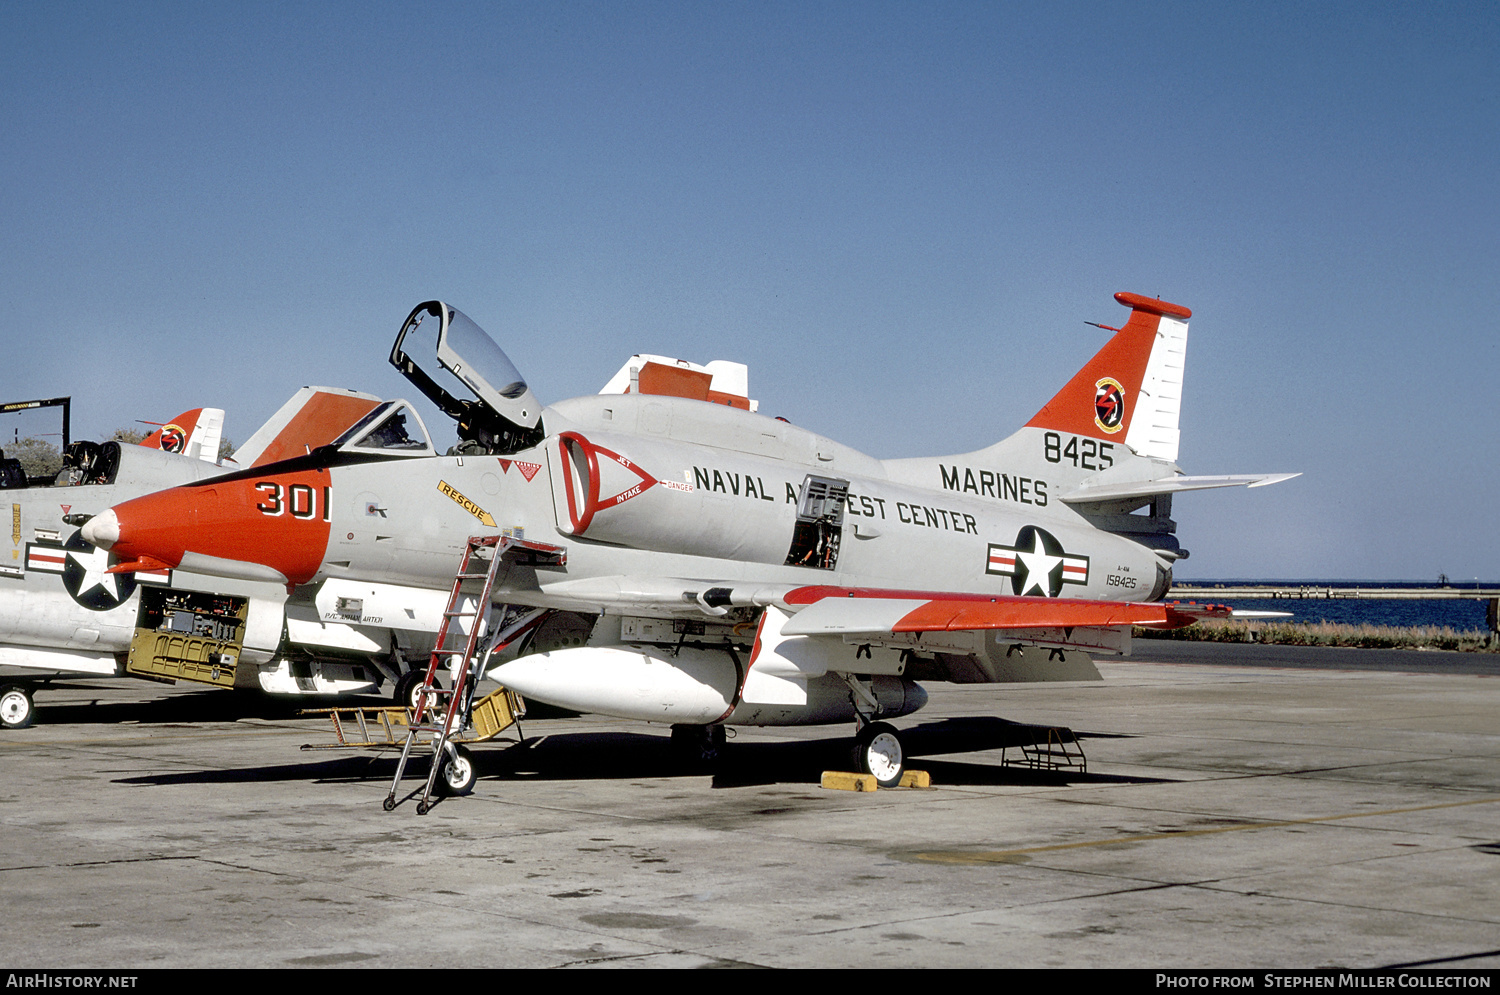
[670,724,726,767]
[437,744,477,796]
[0,686,34,730]
[393,670,440,712]
[851,721,904,788]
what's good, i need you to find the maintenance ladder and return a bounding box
[1001,726,1088,774]
[382,534,562,814]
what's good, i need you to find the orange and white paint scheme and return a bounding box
[79,294,1295,781]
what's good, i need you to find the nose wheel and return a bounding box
[851,721,904,787]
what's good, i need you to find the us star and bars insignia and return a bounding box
[985,525,1089,597]
[28,532,168,611]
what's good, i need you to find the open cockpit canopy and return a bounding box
[390,301,543,454]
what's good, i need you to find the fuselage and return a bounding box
[93,392,1170,613]
[70,291,1259,741]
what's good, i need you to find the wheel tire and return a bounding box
[670,724,725,767]
[852,721,904,788]
[702,724,726,764]
[0,686,34,730]
[437,744,477,796]
[394,671,440,712]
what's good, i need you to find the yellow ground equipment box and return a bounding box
[127,588,248,687]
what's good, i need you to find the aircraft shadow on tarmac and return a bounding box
[111,714,1171,791]
[35,684,338,726]
[33,686,590,726]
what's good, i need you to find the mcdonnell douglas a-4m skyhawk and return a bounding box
[83,292,1295,796]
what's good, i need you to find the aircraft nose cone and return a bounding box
[81,509,119,550]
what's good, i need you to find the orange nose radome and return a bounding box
[91,471,334,587]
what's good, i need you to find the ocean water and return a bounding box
[1171,580,1500,631]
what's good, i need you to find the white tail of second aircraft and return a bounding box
[139,408,225,464]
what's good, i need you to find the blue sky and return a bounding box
[2,2,1496,579]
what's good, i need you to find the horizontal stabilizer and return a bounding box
[1058,472,1301,505]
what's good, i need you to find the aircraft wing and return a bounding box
[780,586,1223,637]
[533,577,1233,638]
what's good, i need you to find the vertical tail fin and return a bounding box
[1024,292,1191,463]
[229,387,383,467]
[140,408,225,463]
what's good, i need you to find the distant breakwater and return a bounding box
[1169,582,1499,632]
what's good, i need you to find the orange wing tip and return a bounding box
[1115,292,1191,320]
[107,555,173,574]
[1166,601,1232,612]
[1156,601,1234,628]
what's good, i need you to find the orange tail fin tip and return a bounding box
[1024,291,1191,463]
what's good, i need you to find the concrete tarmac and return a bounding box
[2,642,1498,969]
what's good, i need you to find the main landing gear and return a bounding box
[0,685,35,730]
[851,720,905,788]
[837,673,906,787]
[670,723,726,768]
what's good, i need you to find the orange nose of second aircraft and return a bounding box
[83,470,334,587]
